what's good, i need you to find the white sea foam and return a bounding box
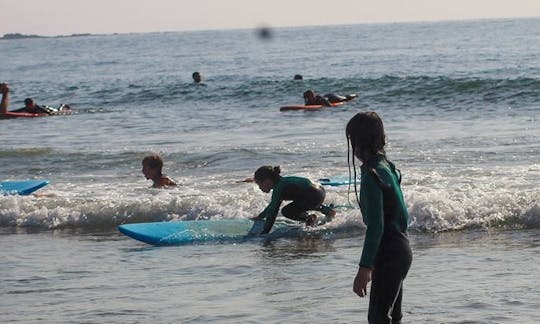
[1,167,537,232]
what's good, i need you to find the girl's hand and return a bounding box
[0,83,9,94]
[353,266,372,297]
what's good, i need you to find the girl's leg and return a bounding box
[281,202,310,222]
[281,185,326,224]
[368,265,405,324]
[368,237,412,324]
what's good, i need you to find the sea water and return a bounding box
[0,18,539,323]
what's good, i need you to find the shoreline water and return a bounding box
[1,228,538,323]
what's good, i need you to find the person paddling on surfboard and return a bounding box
[250,165,336,234]
[141,154,177,188]
[0,83,71,115]
[303,90,357,106]
[303,90,332,106]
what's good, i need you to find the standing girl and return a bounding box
[346,112,412,323]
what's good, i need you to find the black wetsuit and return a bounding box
[258,176,329,233]
[12,105,50,114]
[359,154,412,324]
[305,95,332,106]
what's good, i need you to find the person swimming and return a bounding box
[192,72,203,84]
[141,154,177,188]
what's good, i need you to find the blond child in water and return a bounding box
[141,155,177,188]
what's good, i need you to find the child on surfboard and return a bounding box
[303,90,358,106]
[141,154,177,188]
[346,112,412,323]
[250,165,335,234]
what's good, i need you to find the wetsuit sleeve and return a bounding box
[359,170,385,268]
[259,185,283,234]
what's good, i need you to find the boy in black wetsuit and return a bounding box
[16,98,50,114]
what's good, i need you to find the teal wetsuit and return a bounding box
[359,154,412,323]
[258,176,329,234]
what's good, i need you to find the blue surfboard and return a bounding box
[318,176,357,187]
[0,179,50,195]
[118,219,264,246]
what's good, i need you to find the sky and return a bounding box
[1,0,539,36]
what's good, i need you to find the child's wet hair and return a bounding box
[142,154,164,171]
[254,165,281,182]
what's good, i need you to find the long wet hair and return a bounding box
[254,165,281,183]
[345,112,386,206]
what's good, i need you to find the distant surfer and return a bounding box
[192,72,204,84]
[293,74,303,80]
[250,165,336,234]
[346,112,412,323]
[141,155,177,188]
[303,90,357,106]
[17,98,60,114]
[0,82,71,115]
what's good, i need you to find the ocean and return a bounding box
[1,18,539,323]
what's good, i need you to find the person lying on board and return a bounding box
[15,98,55,114]
[0,83,71,115]
[303,90,332,106]
[250,165,336,234]
[303,89,357,106]
[141,154,177,188]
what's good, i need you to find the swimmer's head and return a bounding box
[142,154,164,179]
[303,90,315,101]
[192,72,202,83]
[24,98,35,108]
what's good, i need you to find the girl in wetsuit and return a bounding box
[251,166,335,234]
[346,112,412,324]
